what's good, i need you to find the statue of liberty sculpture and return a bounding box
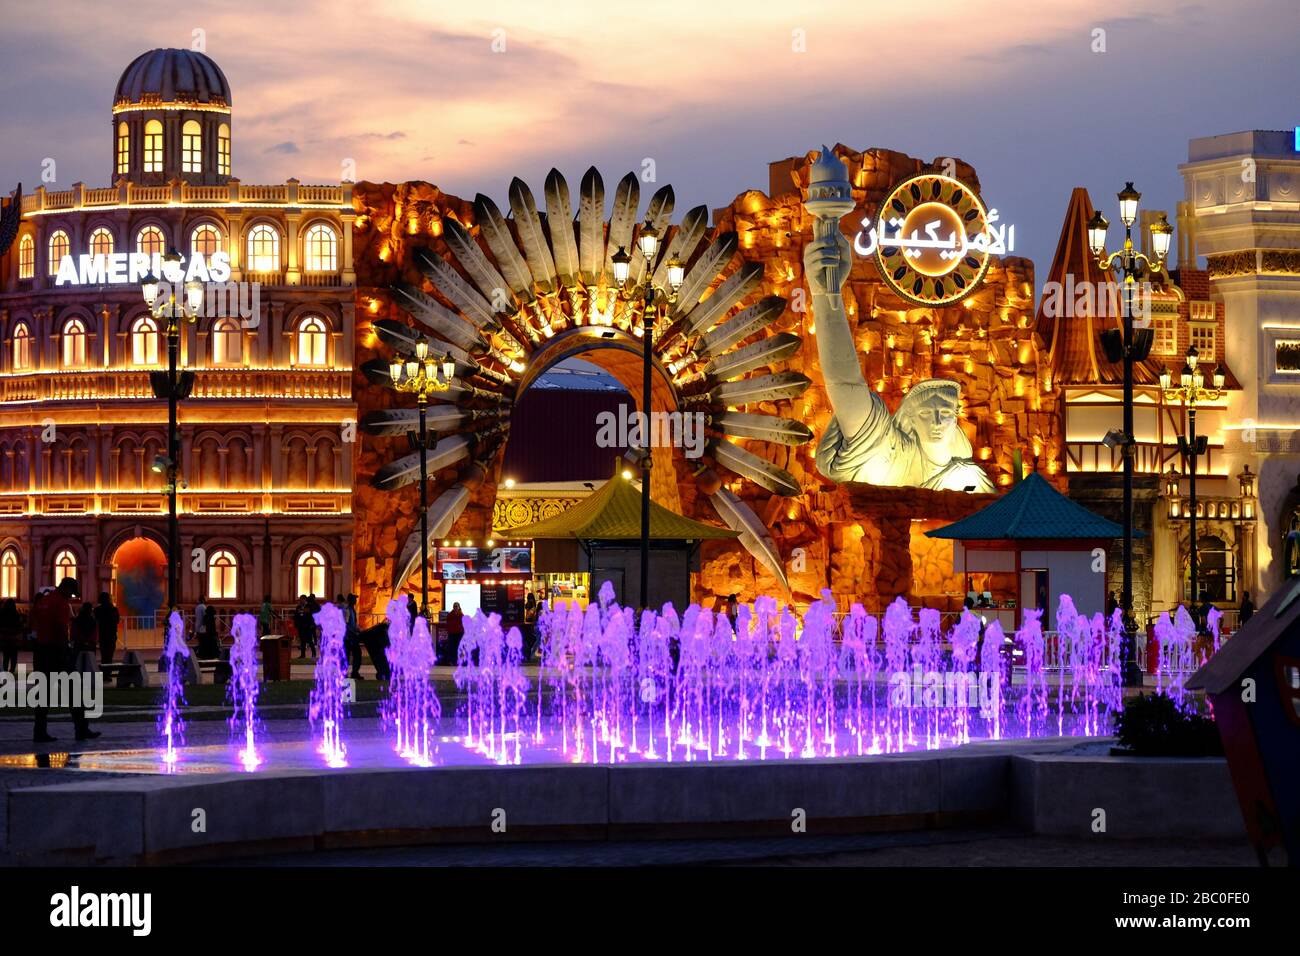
[801,146,993,493]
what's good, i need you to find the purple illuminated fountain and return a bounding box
[309,602,350,767]
[227,613,262,771]
[128,588,1222,776]
[1154,606,1198,710]
[1207,606,1223,655]
[157,610,190,768]
[384,599,440,766]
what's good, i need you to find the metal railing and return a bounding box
[21,179,351,214]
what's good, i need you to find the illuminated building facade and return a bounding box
[1180,129,1300,598]
[0,49,356,616]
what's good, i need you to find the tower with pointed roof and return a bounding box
[1042,184,1251,621]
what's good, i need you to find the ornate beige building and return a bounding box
[1179,129,1300,598]
[0,48,356,618]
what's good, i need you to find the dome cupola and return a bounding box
[111,48,233,186]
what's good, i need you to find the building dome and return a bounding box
[114,48,231,106]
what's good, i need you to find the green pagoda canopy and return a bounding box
[509,473,738,542]
[926,473,1134,541]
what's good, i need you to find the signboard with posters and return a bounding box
[435,546,532,577]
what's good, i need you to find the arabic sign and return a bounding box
[853,173,1014,306]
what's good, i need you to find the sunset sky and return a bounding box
[1,0,1296,278]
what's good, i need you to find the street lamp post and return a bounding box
[1088,185,1173,685]
[142,253,202,611]
[388,342,455,617]
[612,233,684,608]
[1159,348,1225,619]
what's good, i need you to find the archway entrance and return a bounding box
[110,535,167,623]
[1183,533,1236,604]
[508,327,686,510]
[487,331,691,610]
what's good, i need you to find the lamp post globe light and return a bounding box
[612,226,684,609]
[1087,185,1174,686]
[141,250,203,611]
[1159,347,1226,624]
[388,340,455,617]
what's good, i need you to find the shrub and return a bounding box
[1113,693,1223,757]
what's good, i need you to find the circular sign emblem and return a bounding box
[872,173,992,306]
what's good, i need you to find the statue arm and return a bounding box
[805,231,873,440]
[811,290,875,440]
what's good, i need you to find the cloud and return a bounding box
[0,0,1296,278]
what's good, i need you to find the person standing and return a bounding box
[72,602,97,655]
[0,598,20,672]
[293,596,312,658]
[446,601,464,665]
[197,604,220,659]
[306,594,321,652]
[1238,591,1255,629]
[258,594,276,638]
[32,578,96,743]
[345,593,361,679]
[93,593,119,665]
[523,590,538,660]
[193,593,207,645]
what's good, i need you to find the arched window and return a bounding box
[12,322,33,370]
[246,224,280,273]
[116,122,130,174]
[1185,535,1236,605]
[48,230,70,276]
[61,318,87,367]
[295,315,328,366]
[136,225,166,259]
[295,549,327,598]
[303,223,337,272]
[53,548,78,586]
[143,120,164,173]
[17,235,34,279]
[211,317,242,365]
[217,123,231,177]
[182,120,203,173]
[208,549,238,600]
[89,227,114,257]
[130,315,160,365]
[0,549,19,599]
[191,224,221,258]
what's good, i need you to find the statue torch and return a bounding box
[802,145,856,291]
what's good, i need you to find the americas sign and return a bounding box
[53,251,232,287]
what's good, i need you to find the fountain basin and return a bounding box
[11,736,1231,864]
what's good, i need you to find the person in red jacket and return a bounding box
[31,577,97,743]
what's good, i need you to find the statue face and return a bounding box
[901,390,960,458]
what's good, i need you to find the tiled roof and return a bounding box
[925,473,1132,540]
[1037,188,1165,387]
[509,471,738,541]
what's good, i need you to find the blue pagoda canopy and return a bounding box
[926,473,1135,541]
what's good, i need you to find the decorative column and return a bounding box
[226,202,244,283]
[285,186,301,286]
